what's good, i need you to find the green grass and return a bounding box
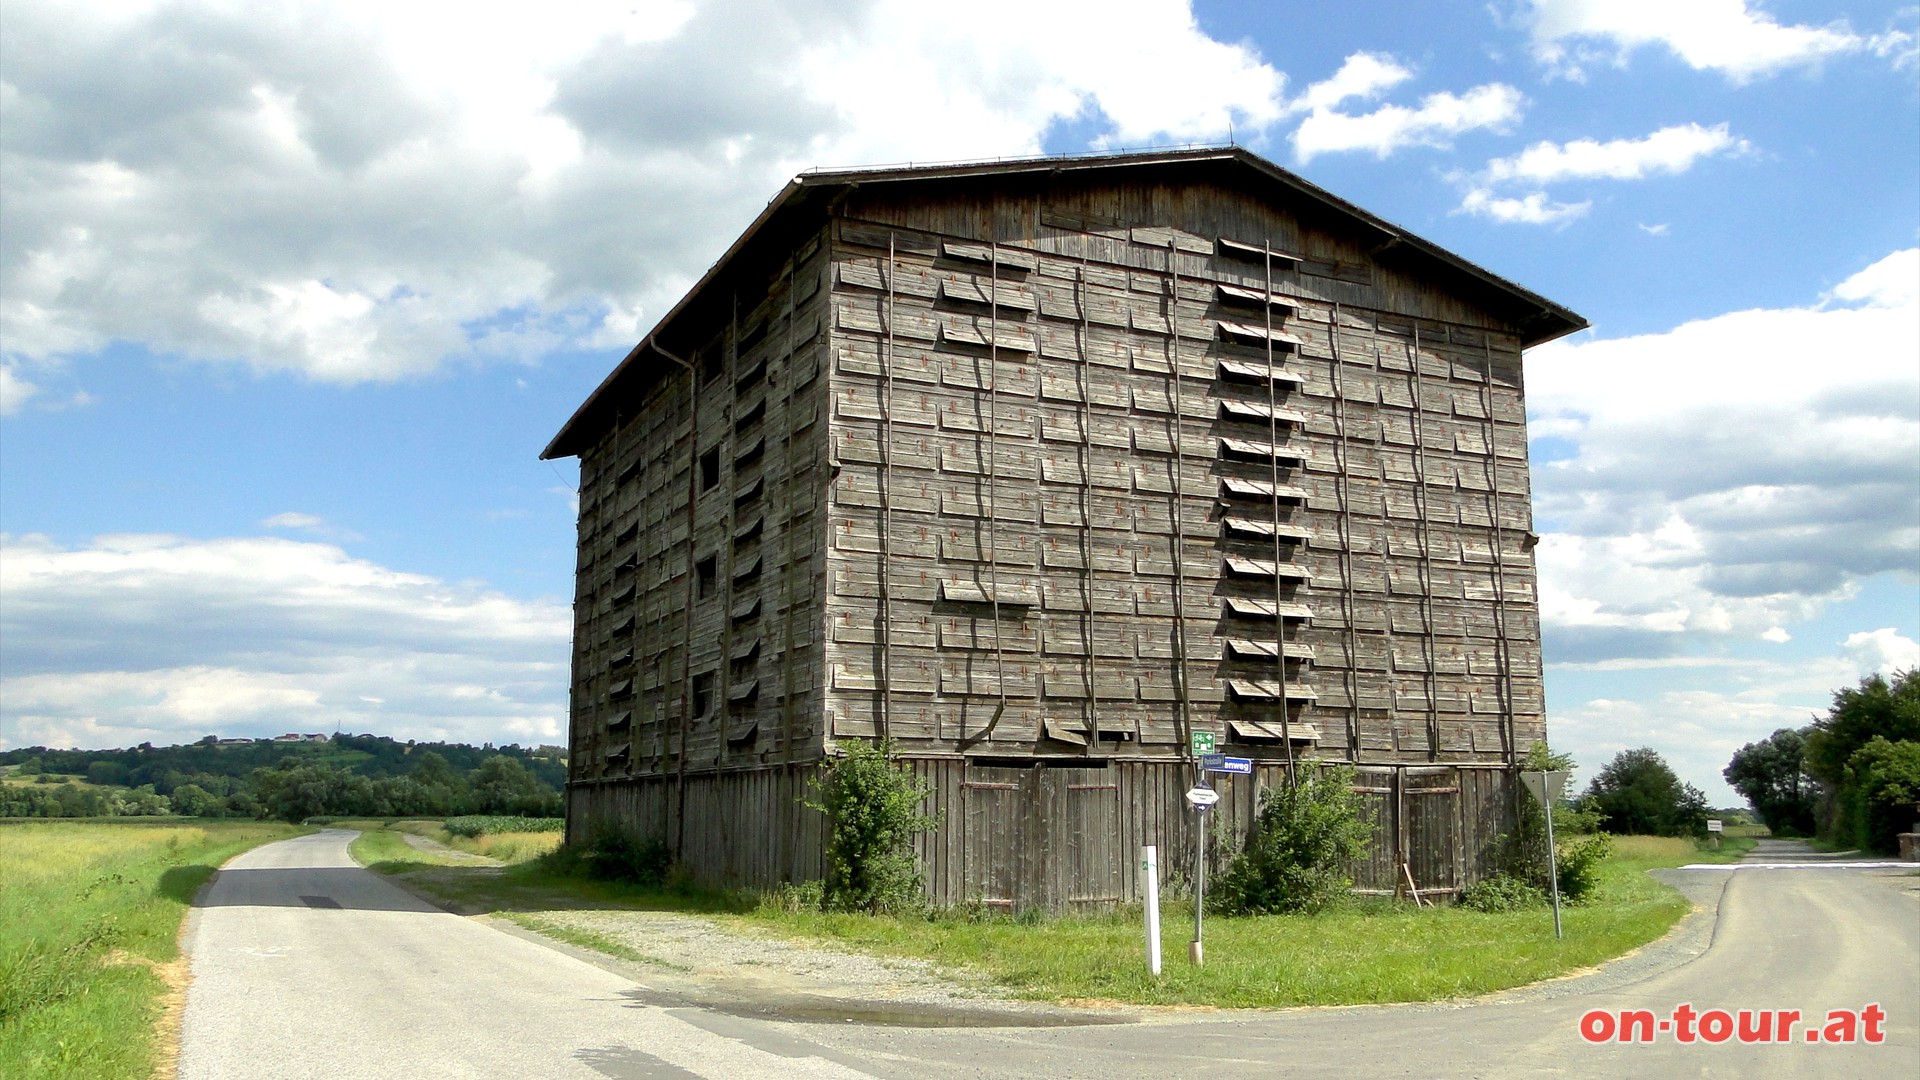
[345,822,562,874]
[0,820,305,1079]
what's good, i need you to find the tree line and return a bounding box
[1724,669,1919,853]
[0,735,565,822]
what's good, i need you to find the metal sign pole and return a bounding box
[1191,804,1207,966]
[1520,769,1568,942]
[1544,797,1563,940]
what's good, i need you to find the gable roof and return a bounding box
[543,146,1585,460]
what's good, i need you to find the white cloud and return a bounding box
[1484,122,1748,184]
[262,512,325,531]
[0,531,570,750]
[0,1,1287,390]
[0,362,37,414]
[1828,248,1920,309]
[1638,222,1669,236]
[1528,249,1920,659]
[1457,122,1746,224]
[1286,52,1413,114]
[1841,627,1920,674]
[1458,189,1591,225]
[1292,80,1524,162]
[1525,0,1913,82]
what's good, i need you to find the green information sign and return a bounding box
[1190,731,1216,755]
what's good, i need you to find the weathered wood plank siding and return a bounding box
[819,174,1544,770]
[569,231,834,792]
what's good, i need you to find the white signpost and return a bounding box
[1520,770,1569,940]
[1141,845,1162,976]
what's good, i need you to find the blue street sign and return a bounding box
[1205,756,1253,775]
[1200,753,1225,771]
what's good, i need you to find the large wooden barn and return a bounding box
[543,147,1585,908]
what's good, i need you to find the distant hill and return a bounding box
[0,734,568,820]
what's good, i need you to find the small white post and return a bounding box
[1142,845,1162,976]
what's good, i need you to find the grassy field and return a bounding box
[341,819,562,873]
[365,831,1754,1009]
[0,820,305,1079]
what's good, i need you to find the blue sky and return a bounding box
[3,0,1915,803]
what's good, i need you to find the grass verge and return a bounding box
[0,820,306,1079]
[363,832,1751,1009]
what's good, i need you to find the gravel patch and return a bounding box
[524,907,1019,1011]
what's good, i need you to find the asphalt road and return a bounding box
[180,831,1918,1079]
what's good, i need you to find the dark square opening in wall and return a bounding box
[696,555,717,597]
[701,348,724,384]
[700,447,721,489]
[692,671,714,718]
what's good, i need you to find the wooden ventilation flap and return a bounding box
[609,648,635,667]
[1219,437,1310,465]
[608,678,633,699]
[604,741,631,760]
[1218,320,1305,348]
[734,395,766,432]
[1222,555,1312,583]
[1041,719,1090,746]
[939,580,1040,608]
[1224,596,1315,622]
[1217,237,1303,266]
[731,554,762,582]
[730,597,761,623]
[1219,477,1309,503]
[1226,719,1320,742]
[939,322,1037,353]
[1218,398,1308,425]
[733,475,764,505]
[733,515,763,543]
[726,720,759,746]
[729,637,761,662]
[1218,358,1306,387]
[938,277,1037,312]
[1215,282,1301,311]
[727,679,760,704]
[941,240,1038,271]
[610,581,636,604]
[1225,637,1316,662]
[606,710,632,729]
[611,615,635,635]
[1221,516,1312,543]
[1226,681,1320,704]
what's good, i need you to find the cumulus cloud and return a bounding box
[1527,249,1920,660]
[0,362,37,415]
[1524,0,1916,82]
[1458,122,1747,224]
[0,532,571,750]
[1291,73,1524,162]
[0,0,1286,391]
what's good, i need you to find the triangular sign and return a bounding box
[1520,770,1568,806]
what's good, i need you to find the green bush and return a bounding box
[805,739,938,913]
[580,824,674,886]
[1213,763,1374,915]
[1555,832,1612,904]
[1457,873,1546,912]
